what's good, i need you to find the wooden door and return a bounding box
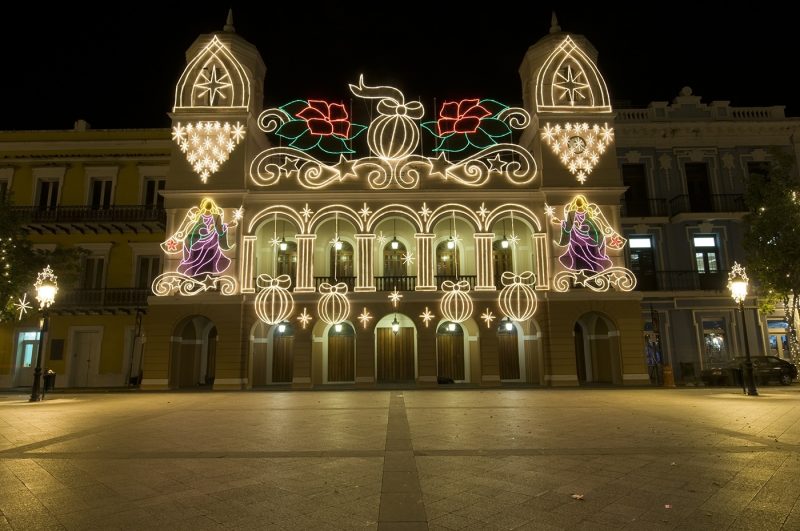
[436,332,465,381]
[328,333,355,382]
[377,327,415,381]
[71,331,100,387]
[498,329,520,380]
[272,335,294,383]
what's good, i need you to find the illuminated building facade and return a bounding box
[1,17,795,389]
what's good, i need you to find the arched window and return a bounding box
[493,239,512,287]
[436,240,460,278]
[277,241,297,282]
[383,241,407,277]
[329,241,354,278]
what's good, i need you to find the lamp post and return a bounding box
[727,262,758,396]
[30,265,58,402]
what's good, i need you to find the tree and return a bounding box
[0,193,84,322]
[743,151,800,363]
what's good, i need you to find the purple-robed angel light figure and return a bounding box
[552,195,621,273]
[173,198,237,277]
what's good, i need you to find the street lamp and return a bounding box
[727,262,758,396]
[31,265,58,402]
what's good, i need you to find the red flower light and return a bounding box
[166,238,179,252]
[297,100,351,138]
[437,99,491,136]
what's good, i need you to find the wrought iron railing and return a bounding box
[11,205,166,223]
[375,276,416,291]
[53,288,150,308]
[634,271,728,292]
[621,198,669,217]
[313,276,356,291]
[668,194,746,215]
[434,275,477,288]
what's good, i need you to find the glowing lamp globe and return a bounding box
[447,322,456,332]
[335,323,343,333]
[34,265,59,310]
[727,262,749,304]
[504,320,513,331]
[277,323,287,334]
[501,239,509,249]
[447,238,455,250]
[279,238,288,251]
[391,316,400,334]
[391,238,399,250]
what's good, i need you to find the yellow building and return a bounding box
[0,125,170,388]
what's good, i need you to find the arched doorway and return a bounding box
[375,314,417,382]
[436,321,466,382]
[271,322,294,383]
[574,313,621,384]
[498,318,524,381]
[170,315,217,389]
[326,322,355,383]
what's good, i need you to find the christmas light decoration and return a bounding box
[358,308,373,329]
[13,293,32,321]
[388,289,403,307]
[254,274,294,325]
[172,121,246,183]
[498,272,538,322]
[534,36,611,113]
[318,282,351,325]
[440,280,473,324]
[153,198,238,296]
[174,36,251,110]
[541,122,614,184]
[481,309,496,328]
[402,251,415,266]
[250,77,537,190]
[419,307,435,327]
[34,266,58,310]
[297,307,313,329]
[547,195,635,292]
[728,262,749,304]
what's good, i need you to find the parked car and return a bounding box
[700,356,797,386]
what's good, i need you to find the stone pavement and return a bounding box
[1,387,800,530]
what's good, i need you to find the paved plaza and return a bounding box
[1,387,800,530]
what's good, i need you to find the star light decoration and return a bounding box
[540,122,614,184]
[358,203,372,220]
[376,231,387,247]
[358,308,373,329]
[301,204,313,221]
[418,203,432,221]
[481,309,496,328]
[419,307,435,327]
[553,65,590,105]
[13,293,32,321]
[507,233,520,247]
[172,121,246,183]
[195,65,233,106]
[389,289,403,307]
[233,206,244,221]
[297,307,312,329]
[402,251,415,266]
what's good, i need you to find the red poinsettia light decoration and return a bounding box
[297,100,351,138]
[436,99,491,135]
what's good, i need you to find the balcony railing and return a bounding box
[12,205,166,223]
[375,276,416,291]
[621,198,669,217]
[634,271,728,292]
[668,194,746,215]
[53,288,150,309]
[434,275,477,288]
[314,276,356,291]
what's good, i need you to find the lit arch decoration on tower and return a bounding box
[541,122,614,184]
[250,75,537,190]
[174,36,251,110]
[546,195,635,292]
[535,36,611,113]
[152,198,241,296]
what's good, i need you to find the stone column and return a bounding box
[295,234,317,293]
[415,233,436,291]
[474,232,495,291]
[355,233,376,292]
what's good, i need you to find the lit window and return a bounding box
[629,237,652,249]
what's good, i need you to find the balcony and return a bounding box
[53,288,150,314]
[11,205,166,234]
[375,276,416,291]
[620,198,669,218]
[314,276,356,291]
[634,271,727,292]
[668,194,746,216]
[434,275,477,288]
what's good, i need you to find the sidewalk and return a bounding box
[1,387,799,529]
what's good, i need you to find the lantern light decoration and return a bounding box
[318,282,351,325]
[391,315,400,335]
[727,262,749,304]
[34,265,58,310]
[440,280,473,324]
[254,274,295,325]
[540,122,614,184]
[277,322,287,334]
[498,271,538,323]
[172,121,246,183]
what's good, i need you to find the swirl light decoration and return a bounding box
[540,122,613,184]
[498,271,538,322]
[318,282,351,325]
[254,274,294,325]
[440,280,473,323]
[172,121,246,183]
[250,76,536,190]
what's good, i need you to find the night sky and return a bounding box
[2,4,794,130]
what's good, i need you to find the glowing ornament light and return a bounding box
[254,274,294,325]
[358,308,373,329]
[172,121,245,183]
[13,293,32,321]
[318,282,351,325]
[34,266,58,310]
[541,122,613,184]
[481,309,496,328]
[440,280,473,324]
[498,272,538,323]
[297,307,313,329]
[419,307,435,328]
